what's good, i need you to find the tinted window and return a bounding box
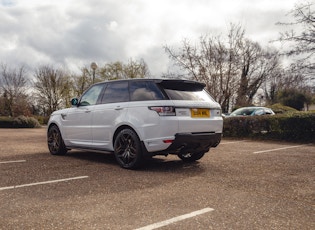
[79,84,104,106]
[130,81,165,101]
[164,89,214,102]
[101,81,129,104]
[254,109,264,115]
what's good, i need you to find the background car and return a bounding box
[228,106,275,117]
[47,79,223,169]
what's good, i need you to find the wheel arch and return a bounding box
[112,124,147,151]
[113,125,139,147]
[47,122,64,140]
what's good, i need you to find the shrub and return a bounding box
[269,103,298,114]
[223,112,315,143]
[0,116,14,128]
[0,116,41,128]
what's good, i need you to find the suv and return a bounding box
[47,79,223,169]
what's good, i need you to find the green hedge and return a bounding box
[0,116,41,128]
[223,112,315,143]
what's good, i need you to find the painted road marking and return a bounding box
[253,144,310,154]
[221,140,246,145]
[0,176,89,191]
[135,207,214,230]
[0,160,26,164]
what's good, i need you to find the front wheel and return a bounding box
[114,129,143,169]
[177,152,205,162]
[47,125,67,155]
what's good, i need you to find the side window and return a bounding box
[79,84,104,106]
[130,81,165,101]
[254,109,264,115]
[101,81,129,104]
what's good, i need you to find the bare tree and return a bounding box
[277,1,315,76]
[123,59,150,79]
[72,67,93,96]
[98,59,150,80]
[33,66,72,116]
[0,64,30,116]
[164,24,280,112]
[164,37,232,106]
[236,41,281,107]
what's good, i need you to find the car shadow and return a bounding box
[64,150,205,173]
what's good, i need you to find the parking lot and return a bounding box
[1,127,314,229]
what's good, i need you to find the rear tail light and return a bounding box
[149,106,176,116]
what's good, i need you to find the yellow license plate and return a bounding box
[191,109,210,118]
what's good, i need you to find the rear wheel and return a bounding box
[114,129,143,169]
[47,125,67,155]
[177,152,205,162]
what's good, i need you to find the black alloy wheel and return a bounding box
[114,129,143,169]
[47,125,67,155]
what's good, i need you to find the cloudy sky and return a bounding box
[0,0,303,77]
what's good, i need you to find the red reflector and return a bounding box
[163,139,173,143]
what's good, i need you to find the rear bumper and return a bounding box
[148,132,221,156]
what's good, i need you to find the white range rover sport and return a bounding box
[47,79,223,169]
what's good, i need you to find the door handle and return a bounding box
[115,106,123,110]
[85,109,91,113]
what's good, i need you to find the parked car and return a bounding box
[228,106,275,117]
[47,79,223,169]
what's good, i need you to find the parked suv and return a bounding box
[47,79,223,169]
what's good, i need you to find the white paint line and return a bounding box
[0,176,89,191]
[221,140,246,145]
[135,207,214,230]
[0,160,26,164]
[253,144,309,154]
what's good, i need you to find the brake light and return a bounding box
[149,106,176,116]
[163,139,173,143]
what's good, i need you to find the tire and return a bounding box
[114,129,143,169]
[47,125,67,155]
[177,152,205,162]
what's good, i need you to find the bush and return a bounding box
[223,112,315,143]
[0,116,41,128]
[0,116,14,128]
[34,116,50,125]
[269,103,298,114]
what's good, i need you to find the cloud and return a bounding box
[0,0,300,76]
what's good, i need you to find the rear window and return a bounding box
[157,80,214,102]
[164,89,214,101]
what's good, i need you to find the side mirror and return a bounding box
[70,98,79,106]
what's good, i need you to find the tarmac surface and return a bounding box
[0,127,314,229]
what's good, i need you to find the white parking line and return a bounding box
[0,176,89,191]
[253,144,309,154]
[135,207,214,230]
[0,160,26,164]
[221,140,246,145]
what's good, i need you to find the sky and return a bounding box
[0,0,304,77]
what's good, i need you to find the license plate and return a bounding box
[191,109,210,118]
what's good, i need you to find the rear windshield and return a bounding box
[164,89,214,101]
[157,80,214,102]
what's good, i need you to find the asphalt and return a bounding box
[0,128,314,229]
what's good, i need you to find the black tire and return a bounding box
[114,129,143,169]
[177,152,205,162]
[47,125,67,155]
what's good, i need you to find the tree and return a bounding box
[235,42,281,107]
[71,67,93,96]
[277,1,315,76]
[0,64,31,116]
[164,24,281,112]
[277,88,307,110]
[98,59,150,80]
[33,66,72,116]
[164,33,240,112]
